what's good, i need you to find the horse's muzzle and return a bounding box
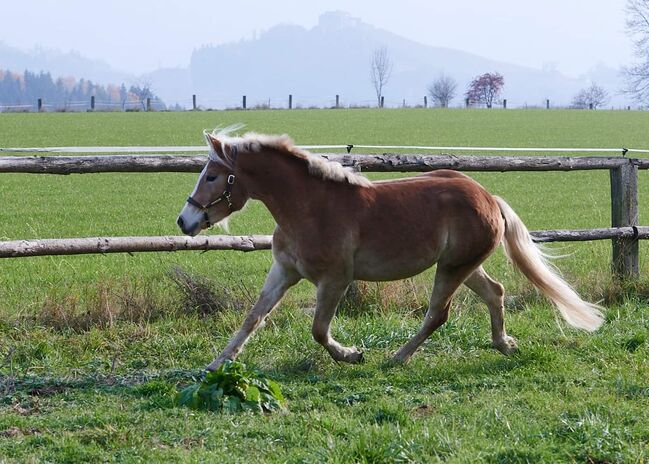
[177,215,199,236]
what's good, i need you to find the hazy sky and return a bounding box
[1,0,633,77]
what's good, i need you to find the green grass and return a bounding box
[1,109,649,462]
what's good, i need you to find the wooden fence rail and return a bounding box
[0,235,273,258]
[1,228,648,259]
[0,153,646,278]
[2,154,649,174]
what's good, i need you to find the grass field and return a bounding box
[1,109,648,463]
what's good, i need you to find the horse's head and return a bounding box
[177,131,249,236]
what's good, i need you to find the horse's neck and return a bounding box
[239,150,332,232]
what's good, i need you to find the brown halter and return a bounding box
[186,146,238,226]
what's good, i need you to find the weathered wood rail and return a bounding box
[1,228,648,259]
[0,235,273,258]
[2,153,649,174]
[0,153,646,278]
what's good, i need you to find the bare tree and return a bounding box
[129,81,154,110]
[466,72,505,108]
[572,83,609,109]
[370,47,392,108]
[625,0,649,104]
[427,74,458,108]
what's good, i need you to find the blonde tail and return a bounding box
[495,196,604,331]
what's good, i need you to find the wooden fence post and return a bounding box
[90,96,95,111]
[192,94,197,110]
[146,98,151,112]
[335,95,339,108]
[503,99,507,109]
[546,99,550,109]
[380,96,384,108]
[610,160,639,279]
[288,94,292,109]
[242,95,246,109]
[37,98,43,112]
[424,96,427,108]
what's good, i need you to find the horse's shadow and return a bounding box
[2,345,555,411]
[272,342,556,391]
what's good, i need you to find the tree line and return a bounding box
[370,50,612,110]
[0,69,162,110]
[371,0,649,111]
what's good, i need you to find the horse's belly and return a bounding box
[352,248,438,281]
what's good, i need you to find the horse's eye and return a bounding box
[206,175,217,182]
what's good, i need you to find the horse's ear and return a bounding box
[204,132,224,159]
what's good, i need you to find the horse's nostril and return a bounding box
[177,216,184,229]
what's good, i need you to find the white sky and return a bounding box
[1,0,634,77]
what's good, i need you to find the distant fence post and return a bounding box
[546,99,550,109]
[589,103,594,110]
[288,94,292,109]
[37,98,43,112]
[192,94,197,110]
[465,97,470,108]
[90,96,95,111]
[380,96,384,108]
[610,160,639,279]
[146,98,151,112]
[242,95,247,109]
[335,94,340,108]
[424,96,427,108]
[503,99,507,109]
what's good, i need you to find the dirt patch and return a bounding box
[0,427,38,438]
[412,403,437,417]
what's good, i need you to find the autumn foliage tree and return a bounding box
[466,72,505,108]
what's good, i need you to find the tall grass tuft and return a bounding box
[168,266,253,316]
[339,279,429,317]
[36,281,162,331]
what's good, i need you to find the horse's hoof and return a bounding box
[205,358,227,372]
[493,336,519,356]
[348,348,365,364]
[389,354,409,366]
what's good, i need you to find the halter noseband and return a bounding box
[186,145,238,227]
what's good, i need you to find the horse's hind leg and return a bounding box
[464,266,518,355]
[312,280,364,363]
[392,264,475,364]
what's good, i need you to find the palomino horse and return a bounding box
[177,128,604,371]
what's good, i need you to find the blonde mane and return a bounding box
[208,127,372,188]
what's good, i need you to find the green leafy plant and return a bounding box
[175,360,285,413]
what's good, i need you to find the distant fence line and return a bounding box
[0,151,646,279]
[0,94,637,112]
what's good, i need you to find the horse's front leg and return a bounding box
[312,280,364,363]
[206,261,300,371]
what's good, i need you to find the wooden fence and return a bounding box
[0,153,646,279]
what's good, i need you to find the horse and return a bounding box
[177,128,604,372]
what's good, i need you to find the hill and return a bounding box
[183,11,629,108]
